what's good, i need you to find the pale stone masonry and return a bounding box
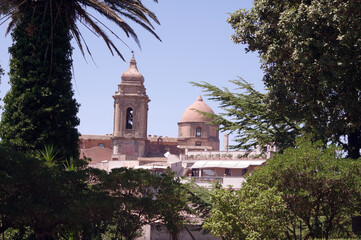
[79,56,273,180]
[177,95,220,152]
[112,55,150,160]
[78,56,274,239]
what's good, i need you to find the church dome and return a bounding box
[180,95,215,123]
[121,55,144,83]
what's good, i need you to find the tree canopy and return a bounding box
[228,0,361,158]
[0,146,193,240]
[192,79,301,152]
[0,7,80,158]
[204,182,287,240]
[247,137,361,239]
[0,146,109,239]
[203,137,361,239]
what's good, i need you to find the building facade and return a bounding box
[79,56,220,163]
[112,55,150,160]
[178,95,220,153]
[79,57,274,188]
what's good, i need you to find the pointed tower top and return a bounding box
[129,52,137,69]
[130,51,136,64]
[121,53,144,83]
[196,95,203,102]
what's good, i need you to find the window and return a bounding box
[155,171,164,176]
[195,141,201,146]
[225,168,231,176]
[99,143,104,148]
[192,168,199,177]
[126,108,133,129]
[196,127,201,137]
[242,169,248,175]
[157,137,163,145]
[203,169,215,176]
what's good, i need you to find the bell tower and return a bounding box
[112,55,150,160]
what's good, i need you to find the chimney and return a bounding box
[223,133,229,151]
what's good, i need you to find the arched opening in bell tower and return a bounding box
[126,107,133,129]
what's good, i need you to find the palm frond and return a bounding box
[76,6,125,58]
[84,0,139,39]
[1,0,160,59]
[115,9,161,42]
[70,23,87,57]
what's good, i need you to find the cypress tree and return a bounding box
[0,2,79,159]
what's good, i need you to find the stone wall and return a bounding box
[136,224,220,240]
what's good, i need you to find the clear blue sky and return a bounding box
[0,1,265,146]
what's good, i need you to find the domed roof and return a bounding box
[180,95,215,123]
[121,55,144,83]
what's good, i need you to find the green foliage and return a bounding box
[228,0,361,158]
[96,170,194,240]
[98,169,194,240]
[0,65,3,105]
[0,64,3,82]
[1,0,160,60]
[203,137,361,239]
[0,145,194,240]
[0,4,80,159]
[63,157,77,171]
[247,136,361,239]
[100,167,161,240]
[203,182,287,240]
[192,78,301,152]
[2,227,34,240]
[185,180,213,219]
[155,171,193,240]
[39,145,60,167]
[0,146,108,239]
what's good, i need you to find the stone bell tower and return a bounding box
[112,55,150,160]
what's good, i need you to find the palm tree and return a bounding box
[0,0,160,59]
[0,0,160,159]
